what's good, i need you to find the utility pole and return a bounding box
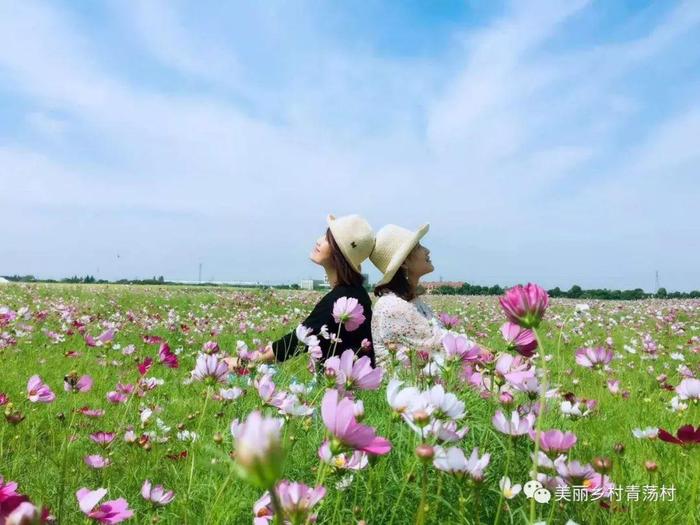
[655,270,660,291]
[198,263,202,284]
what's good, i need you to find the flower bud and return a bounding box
[415,444,434,462]
[644,460,657,473]
[613,442,625,455]
[413,410,430,427]
[213,432,224,445]
[592,456,612,474]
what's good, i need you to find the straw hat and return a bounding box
[327,214,375,273]
[370,223,429,286]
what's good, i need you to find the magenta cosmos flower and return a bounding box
[76,488,133,524]
[321,389,391,455]
[332,297,366,332]
[27,375,55,403]
[575,347,613,369]
[190,354,229,384]
[529,429,577,457]
[500,322,538,358]
[141,480,175,506]
[324,350,383,390]
[158,343,179,368]
[499,283,549,329]
[658,425,700,446]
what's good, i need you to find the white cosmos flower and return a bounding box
[499,476,522,499]
[631,427,658,439]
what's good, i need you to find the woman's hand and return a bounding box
[253,343,275,363]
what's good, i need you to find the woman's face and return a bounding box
[310,232,332,266]
[404,243,434,278]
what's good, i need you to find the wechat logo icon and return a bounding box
[523,480,552,504]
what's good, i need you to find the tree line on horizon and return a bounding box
[3,274,699,300]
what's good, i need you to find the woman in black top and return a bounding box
[256,214,376,366]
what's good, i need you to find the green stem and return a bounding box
[388,458,419,525]
[414,463,429,525]
[529,327,549,525]
[57,400,78,524]
[270,484,284,525]
[474,484,482,525]
[185,386,211,523]
[493,437,513,525]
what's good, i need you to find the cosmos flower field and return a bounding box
[1,283,698,524]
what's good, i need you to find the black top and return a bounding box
[272,285,375,366]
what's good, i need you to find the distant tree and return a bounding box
[568,285,583,298]
[158,275,165,283]
[656,287,668,298]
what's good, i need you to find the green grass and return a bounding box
[0,283,698,524]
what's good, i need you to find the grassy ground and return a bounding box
[0,283,698,524]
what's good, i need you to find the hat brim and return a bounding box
[375,223,429,286]
[326,214,362,273]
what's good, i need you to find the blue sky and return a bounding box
[1,0,699,291]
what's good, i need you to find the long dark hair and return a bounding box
[326,229,364,287]
[374,266,416,301]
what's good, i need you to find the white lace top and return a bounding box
[371,292,446,365]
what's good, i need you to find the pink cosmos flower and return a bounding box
[79,407,106,418]
[555,461,614,496]
[433,446,490,481]
[676,378,700,401]
[575,347,613,369]
[321,389,391,455]
[529,429,577,456]
[3,500,44,525]
[255,374,287,408]
[438,313,460,329]
[253,492,273,525]
[158,343,179,368]
[332,297,366,332]
[141,480,174,506]
[499,283,549,328]
[318,441,368,470]
[492,410,536,436]
[90,432,116,446]
[0,393,9,406]
[84,455,111,469]
[495,354,535,386]
[106,391,127,404]
[441,333,481,361]
[85,328,115,348]
[191,354,229,384]
[76,488,133,523]
[276,481,326,523]
[142,335,163,345]
[233,411,285,489]
[64,374,93,393]
[500,322,538,357]
[201,341,220,354]
[324,350,383,390]
[27,375,55,403]
[0,476,19,502]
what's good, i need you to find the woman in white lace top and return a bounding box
[369,223,446,365]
